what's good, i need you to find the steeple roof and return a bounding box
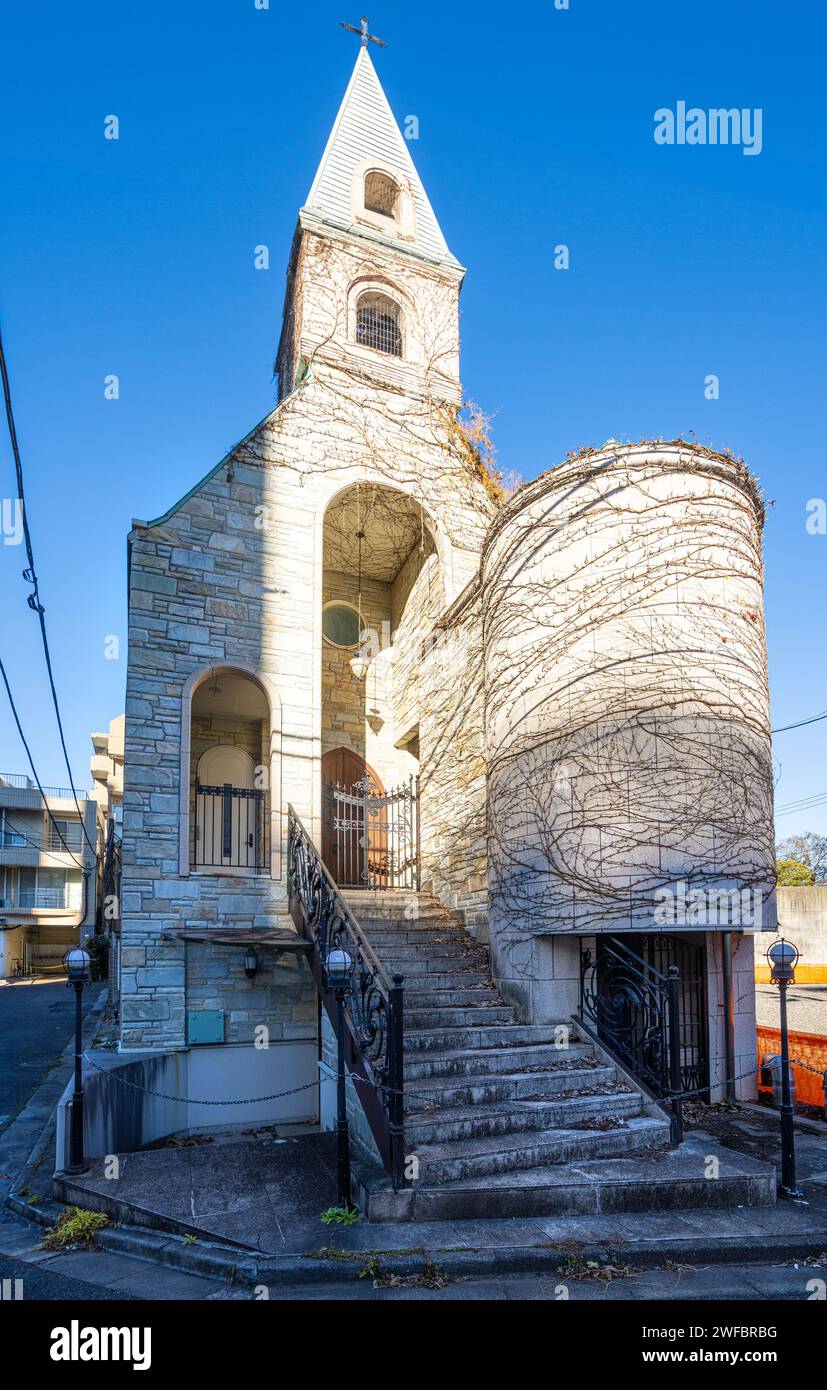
[301,48,462,270]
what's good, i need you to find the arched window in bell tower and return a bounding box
[355,291,403,358]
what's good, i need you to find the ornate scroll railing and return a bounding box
[326,775,420,890]
[287,805,406,1188]
[578,935,684,1144]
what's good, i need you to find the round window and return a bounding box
[322,601,361,648]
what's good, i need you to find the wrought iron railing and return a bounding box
[288,805,406,1188]
[193,782,265,870]
[326,775,420,890]
[578,935,684,1144]
[0,773,91,800]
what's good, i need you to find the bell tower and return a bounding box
[275,45,465,405]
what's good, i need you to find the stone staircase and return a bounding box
[344,890,776,1221]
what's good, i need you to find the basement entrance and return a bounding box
[594,933,710,1099]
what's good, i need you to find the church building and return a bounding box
[118,42,777,1217]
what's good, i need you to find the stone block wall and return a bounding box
[122,352,495,1053]
[417,590,489,938]
[186,943,317,1047]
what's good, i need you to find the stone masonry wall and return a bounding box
[122,204,495,1053]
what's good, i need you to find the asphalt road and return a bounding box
[755,982,827,1035]
[0,1252,134,1300]
[0,978,102,1133]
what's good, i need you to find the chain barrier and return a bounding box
[83,1047,824,1112]
[672,1055,825,1104]
[81,1052,401,1106]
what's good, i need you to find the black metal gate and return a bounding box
[598,933,709,1098]
[325,775,420,890]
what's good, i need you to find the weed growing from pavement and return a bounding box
[40,1207,109,1250]
[320,1205,360,1227]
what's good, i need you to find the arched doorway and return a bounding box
[188,670,270,873]
[321,748,385,885]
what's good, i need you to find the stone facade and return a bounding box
[120,49,772,1118]
[120,52,496,1057]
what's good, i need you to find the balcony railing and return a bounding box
[192,782,266,870]
[11,888,82,911]
[0,773,91,800]
[0,830,84,854]
[46,827,84,853]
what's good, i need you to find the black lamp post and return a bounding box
[326,944,355,1211]
[766,937,804,1199]
[63,945,92,1175]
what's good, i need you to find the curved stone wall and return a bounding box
[481,442,775,1018]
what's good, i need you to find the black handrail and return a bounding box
[578,934,684,1144]
[287,805,406,1188]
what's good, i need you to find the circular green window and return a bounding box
[322,601,361,648]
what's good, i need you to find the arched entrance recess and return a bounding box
[321,748,385,885]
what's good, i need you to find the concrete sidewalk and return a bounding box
[3,995,826,1297]
[44,1108,827,1290]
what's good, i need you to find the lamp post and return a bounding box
[326,944,355,1211]
[63,945,92,1175]
[766,937,804,1199]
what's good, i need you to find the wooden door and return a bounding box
[321,748,384,885]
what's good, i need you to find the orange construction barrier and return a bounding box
[757,1026,827,1107]
[755,964,827,984]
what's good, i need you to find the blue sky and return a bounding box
[1,0,825,839]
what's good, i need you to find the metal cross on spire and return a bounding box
[340,16,387,49]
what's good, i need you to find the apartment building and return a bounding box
[0,773,97,976]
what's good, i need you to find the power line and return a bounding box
[0,654,90,862]
[0,325,96,857]
[772,709,827,734]
[775,792,827,817]
[0,808,85,870]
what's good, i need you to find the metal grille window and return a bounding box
[356,293,402,357]
[364,170,399,219]
[47,817,83,853]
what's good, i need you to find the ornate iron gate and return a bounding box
[325,775,420,890]
[584,933,709,1101]
[642,933,709,1098]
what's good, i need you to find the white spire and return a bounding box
[302,48,461,269]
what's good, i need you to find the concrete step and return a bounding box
[404,1063,616,1113]
[404,1041,594,1082]
[403,1023,557,1053]
[357,1138,777,1222]
[375,943,486,965]
[412,1114,670,1185]
[406,1005,517,1029]
[402,970,493,990]
[405,1089,643,1145]
[386,962,490,984]
[403,986,501,1008]
[344,896,452,917]
[360,925,470,945]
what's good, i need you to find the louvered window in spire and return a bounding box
[364,170,400,220]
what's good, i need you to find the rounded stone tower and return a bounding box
[481,441,775,1022]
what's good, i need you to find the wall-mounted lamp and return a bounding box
[244,946,259,980]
